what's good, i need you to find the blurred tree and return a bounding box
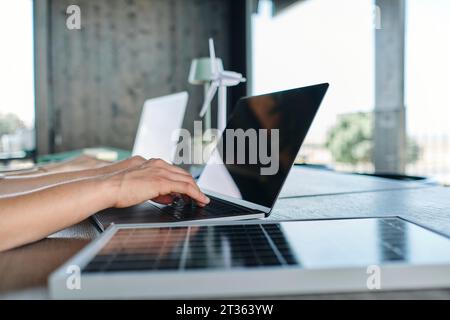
[407,137,420,164]
[326,112,372,165]
[0,113,25,136]
[326,112,419,165]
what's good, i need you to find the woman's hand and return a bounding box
[0,156,147,196]
[37,155,111,174]
[106,158,210,208]
[0,157,208,252]
[93,155,146,175]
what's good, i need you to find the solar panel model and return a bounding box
[49,217,450,299]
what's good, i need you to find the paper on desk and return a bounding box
[83,148,118,162]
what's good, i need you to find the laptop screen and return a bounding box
[198,83,329,211]
[133,92,188,163]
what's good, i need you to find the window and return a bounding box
[0,0,35,162]
[406,0,450,184]
[250,0,375,172]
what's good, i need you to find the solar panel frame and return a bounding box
[49,217,450,299]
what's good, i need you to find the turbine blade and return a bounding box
[199,82,218,117]
[209,38,218,75]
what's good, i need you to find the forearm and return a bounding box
[0,168,102,196]
[0,157,208,252]
[0,176,116,252]
[3,155,111,178]
[0,159,134,196]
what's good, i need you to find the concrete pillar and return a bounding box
[374,0,407,174]
[34,0,51,155]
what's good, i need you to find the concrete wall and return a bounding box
[37,0,232,153]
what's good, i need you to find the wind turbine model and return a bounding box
[199,38,246,133]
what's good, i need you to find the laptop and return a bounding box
[132,92,188,163]
[92,83,329,231]
[49,217,450,299]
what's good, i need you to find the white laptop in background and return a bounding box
[132,92,188,163]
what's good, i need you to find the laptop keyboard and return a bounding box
[158,197,253,220]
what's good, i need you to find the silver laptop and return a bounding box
[92,84,329,231]
[49,217,450,299]
[132,92,188,163]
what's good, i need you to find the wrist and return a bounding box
[97,172,124,208]
[89,165,110,177]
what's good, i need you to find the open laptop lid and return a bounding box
[198,83,329,215]
[132,92,188,163]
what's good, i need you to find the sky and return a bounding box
[252,0,450,141]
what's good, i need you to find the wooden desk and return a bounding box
[0,220,97,298]
[1,167,449,299]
